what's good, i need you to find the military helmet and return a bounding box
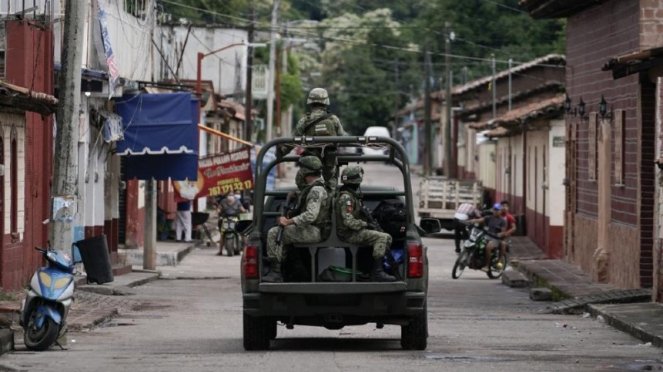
[298,156,323,176]
[341,166,364,185]
[307,88,330,106]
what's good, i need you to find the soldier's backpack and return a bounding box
[372,199,407,238]
[302,112,335,136]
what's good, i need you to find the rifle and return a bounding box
[276,193,297,245]
[361,205,403,281]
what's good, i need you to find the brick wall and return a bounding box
[640,78,656,288]
[640,0,663,49]
[2,20,54,289]
[567,0,640,222]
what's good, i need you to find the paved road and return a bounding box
[2,164,661,371]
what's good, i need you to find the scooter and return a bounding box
[221,215,241,256]
[19,246,75,351]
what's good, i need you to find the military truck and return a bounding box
[241,136,440,351]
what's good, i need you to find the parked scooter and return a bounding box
[452,223,507,280]
[20,246,75,351]
[221,215,241,256]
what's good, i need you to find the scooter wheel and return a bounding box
[24,317,59,351]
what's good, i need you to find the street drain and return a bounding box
[102,322,135,328]
[606,362,663,371]
[425,355,513,362]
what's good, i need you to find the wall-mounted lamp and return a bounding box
[577,97,588,120]
[599,95,612,119]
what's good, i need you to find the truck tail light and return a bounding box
[244,245,258,279]
[407,241,424,278]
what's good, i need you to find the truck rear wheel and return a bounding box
[243,312,270,350]
[401,304,428,350]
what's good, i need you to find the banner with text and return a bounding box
[174,147,253,202]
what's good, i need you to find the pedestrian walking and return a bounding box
[176,200,192,242]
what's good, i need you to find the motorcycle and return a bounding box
[452,223,508,280]
[220,215,241,257]
[20,246,75,351]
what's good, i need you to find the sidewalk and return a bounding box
[504,236,656,347]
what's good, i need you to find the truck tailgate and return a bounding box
[259,282,407,294]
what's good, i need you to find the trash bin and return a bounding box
[73,235,114,284]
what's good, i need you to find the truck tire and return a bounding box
[268,320,277,340]
[243,312,270,350]
[401,304,428,350]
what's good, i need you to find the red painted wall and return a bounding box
[125,180,145,248]
[2,20,54,289]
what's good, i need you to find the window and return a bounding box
[588,113,597,181]
[10,126,17,233]
[614,110,625,185]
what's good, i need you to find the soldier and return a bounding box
[284,88,347,191]
[336,166,396,282]
[263,156,331,283]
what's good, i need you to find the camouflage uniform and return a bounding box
[290,88,347,191]
[335,166,396,282]
[263,157,331,283]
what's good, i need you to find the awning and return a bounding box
[114,92,199,181]
[602,47,663,80]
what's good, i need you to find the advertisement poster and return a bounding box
[174,148,253,202]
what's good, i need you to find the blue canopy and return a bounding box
[114,93,199,181]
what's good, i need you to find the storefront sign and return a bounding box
[174,148,253,201]
[553,136,565,147]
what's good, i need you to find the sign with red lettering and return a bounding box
[174,147,253,202]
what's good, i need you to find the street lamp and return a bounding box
[196,41,267,104]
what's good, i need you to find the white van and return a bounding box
[362,126,391,155]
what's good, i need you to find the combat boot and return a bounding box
[262,261,283,283]
[371,258,396,282]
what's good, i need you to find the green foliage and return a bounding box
[161,0,566,136]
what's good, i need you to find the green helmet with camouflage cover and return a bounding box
[341,166,364,185]
[298,156,323,176]
[307,88,330,106]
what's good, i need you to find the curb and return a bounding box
[587,304,663,348]
[119,243,197,267]
[0,329,13,354]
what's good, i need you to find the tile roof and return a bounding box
[469,94,565,131]
[0,81,58,115]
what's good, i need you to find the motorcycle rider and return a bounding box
[453,202,482,254]
[336,166,396,282]
[466,203,507,270]
[500,200,517,254]
[217,189,246,256]
[262,156,331,283]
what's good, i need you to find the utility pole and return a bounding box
[276,43,282,134]
[143,179,156,270]
[245,2,255,141]
[51,0,85,252]
[424,47,433,176]
[266,0,281,142]
[444,22,454,179]
[492,54,497,119]
[508,58,513,111]
[392,59,400,139]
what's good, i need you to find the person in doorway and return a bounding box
[217,190,246,255]
[453,202,482,253]
[175,200,192,242]
[466,203,507,270]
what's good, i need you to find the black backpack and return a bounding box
[372,199,407,238]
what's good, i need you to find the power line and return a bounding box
[480,0,526,13]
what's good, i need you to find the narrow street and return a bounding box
[1,164,661,372]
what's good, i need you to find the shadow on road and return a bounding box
[271,337,403,352]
